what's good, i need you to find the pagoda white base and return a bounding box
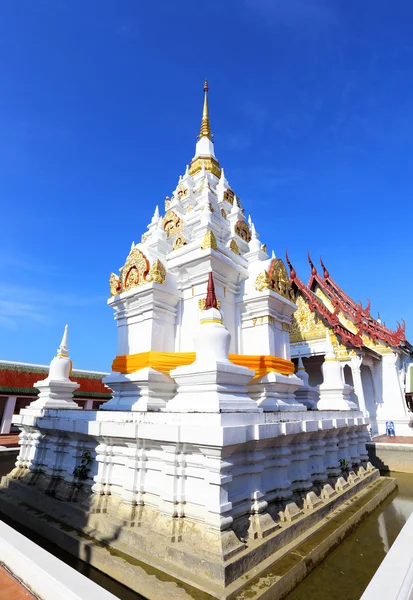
[2,406,378,597]
[317,385,357,411]
[248,372,306,411]
[29,379,81,410]
[102,368,175,411]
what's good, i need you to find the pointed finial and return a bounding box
[271,250,275,259]
[248,214,252,227]
[286,249,297,280]
[198,79,212,140]
[130,241,135,251]
[251,222,258,238]
[57,325,69,357]
[297,352,305,371]
[308,252,317,276]
[377,312,381,323]
[205,271,218,310]
[320,256,329,279]
[185,164,189,175]
[220,167,225,180]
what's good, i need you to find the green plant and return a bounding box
[339,458,349,471]
[73,450,92,481]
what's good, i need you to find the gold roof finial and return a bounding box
[199,79,212,140]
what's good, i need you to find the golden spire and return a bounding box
[199,79,212,140]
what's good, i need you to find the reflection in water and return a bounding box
[286,473,413,600]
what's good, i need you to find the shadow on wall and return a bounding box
[367,444,390,472]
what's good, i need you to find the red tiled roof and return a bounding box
[287,251,408,350]
[0,365,111,398]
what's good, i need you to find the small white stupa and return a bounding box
[166,272,260,412]
[30,325,81,409]
[317,331,356,410]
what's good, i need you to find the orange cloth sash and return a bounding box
[112,351,294,381]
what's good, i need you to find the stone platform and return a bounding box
[0,403,387,599]
[0,471,395,600]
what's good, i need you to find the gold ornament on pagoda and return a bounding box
[163,210,183,238]
[176,182,189,200]
[189,156,221,179]
[147,259,166,284]
[223,189,234,205]
[235,220,251,243]
[120,247,150,292]
[229,239,240,255]
[172,234,187,251]
[269,258,294,300]
[290,295,327,343]
[201,230,217,250]
[221,208,227,219]
[109,273,121,297]
[255,270,272,292]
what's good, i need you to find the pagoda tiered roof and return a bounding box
[287,252,407,350]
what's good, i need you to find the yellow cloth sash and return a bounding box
[112,351,294,381]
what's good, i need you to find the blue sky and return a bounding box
[1,0,412,371]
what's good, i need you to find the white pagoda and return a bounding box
[1,82,392,600]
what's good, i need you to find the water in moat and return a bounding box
[1,453,412,600]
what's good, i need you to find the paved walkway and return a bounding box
[373,435,413,444]
[0,435,19,448]
[0,565,36,599]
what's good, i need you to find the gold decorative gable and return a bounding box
[235,220,251,242]
[120,247,150,291]
[172,234,187,251]
[269,258,294,300]
[255,260,295,300]
[163,210,183,238]
[290,295,327,343]
[109,248,166,296]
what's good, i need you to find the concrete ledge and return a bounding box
[0,518,118,600]
[361,510,413,599]
[367,441,413,473]
[0,475,395,600]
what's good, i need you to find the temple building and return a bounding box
[287,254,413,435]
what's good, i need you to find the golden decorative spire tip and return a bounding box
[199,79,212,140]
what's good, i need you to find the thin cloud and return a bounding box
[0,285,104,330]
